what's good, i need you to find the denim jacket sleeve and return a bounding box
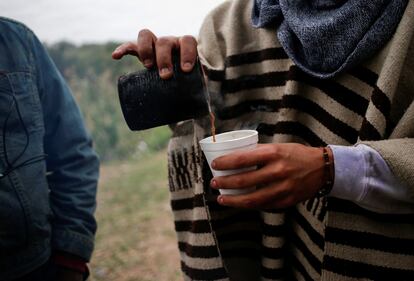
[30,32,100,261]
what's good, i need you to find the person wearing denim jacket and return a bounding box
[0,17,99,281]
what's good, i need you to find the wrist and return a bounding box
[316,146,335,197]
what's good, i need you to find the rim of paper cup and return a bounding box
[199,130,258,152]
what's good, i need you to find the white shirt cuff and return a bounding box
[328,144,414,214]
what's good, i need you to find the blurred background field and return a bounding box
[47,42,166,162]
[48,43,181,281]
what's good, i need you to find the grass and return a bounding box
[89,150,182,281]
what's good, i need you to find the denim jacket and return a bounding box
[0,18,99,280]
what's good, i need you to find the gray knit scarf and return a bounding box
[252,0,408,79]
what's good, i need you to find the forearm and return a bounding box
[32,32,100,260]
[43,76,99,261]
[47,147,99,261]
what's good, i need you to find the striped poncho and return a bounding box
[167,0,414,280]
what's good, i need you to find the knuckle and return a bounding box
[181,35,197,43]
[234,177,245,188]
[234,154,248,167]
[270,168,281,180]
[276,164,288,177]
[137,43,152,55]
[155,37,169,46]
[269,145,279,157]
[259,145,278,162]
[156,36,177,47]
[276,163,292,178]
[138,28,152,38]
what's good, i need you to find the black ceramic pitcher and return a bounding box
[117,52,209,131]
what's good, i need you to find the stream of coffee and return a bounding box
[209,111,216,142]
[201,65,216,142]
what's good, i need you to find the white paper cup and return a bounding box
[199,130,258,195]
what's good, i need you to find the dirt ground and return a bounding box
[89,155,182,281]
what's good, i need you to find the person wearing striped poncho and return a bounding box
[113,0,414,280]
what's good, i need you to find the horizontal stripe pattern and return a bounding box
[328,197,414,223]
[176,232,216,246]
[325,227,414,256]
[178,242,221,259]
[262,257,284,269]
[269,111,348,146]
[204,68,225,82]
[325,242,414,269]
[175,219,212,233]
[180,252,225,270]
[181,261,227,281]
[217,95,360,144]
[168,19,411,279]
[222,71,287,94]
[261,210,286,280]
[287,66,370,116]
[261,266,286,280]
[171,194,205,211]
[217,99,281,120]
[258,121,326,146]
[325,197,414,279]
[225,47,289,67]
[280,95,358,143]
[262,236,285,249]
[323,256,414,280]
[327,211,414,239]
[173,207,209,221]
[225,59,292,80]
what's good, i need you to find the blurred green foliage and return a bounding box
[47,42,172,162]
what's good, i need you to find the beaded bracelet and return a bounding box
[316,147,334,198]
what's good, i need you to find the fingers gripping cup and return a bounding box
[199,130,258,195]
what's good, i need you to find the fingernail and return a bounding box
[144,59,152,67]
[182,62,193,70]
[210,179,218,188]
[218,195,224,204]
[160,67,171,76]
[211,161,216,169]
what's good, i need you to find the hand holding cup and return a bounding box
[199,130,259,195]
[202,140,329,210]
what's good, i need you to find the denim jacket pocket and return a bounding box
[0,71,43,133]
[0,71,48,254]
